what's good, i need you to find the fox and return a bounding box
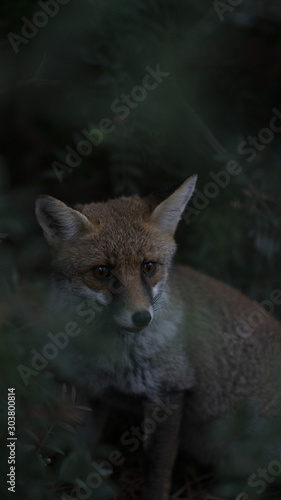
[35,175,281,500]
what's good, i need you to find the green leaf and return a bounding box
[44,445,65,456]
[59,423,77,434]
[74,405,92,412]
[62,383,68,399]
[20,443,37,452]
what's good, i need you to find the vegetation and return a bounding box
[1,0,281,498]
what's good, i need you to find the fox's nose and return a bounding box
[132,310,152,328]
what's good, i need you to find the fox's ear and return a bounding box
[151,175,197,235]
[35,195,91,247]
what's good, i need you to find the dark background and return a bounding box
[1,1,281,499]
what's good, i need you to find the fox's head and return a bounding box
[35,175,196,332]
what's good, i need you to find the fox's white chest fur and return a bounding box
[59,292,194,400]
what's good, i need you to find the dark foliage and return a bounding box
[1,1,281,498]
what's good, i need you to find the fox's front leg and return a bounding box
[142,392,184,500]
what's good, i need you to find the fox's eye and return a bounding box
[142,262,157,275]
[91,266,111,280]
